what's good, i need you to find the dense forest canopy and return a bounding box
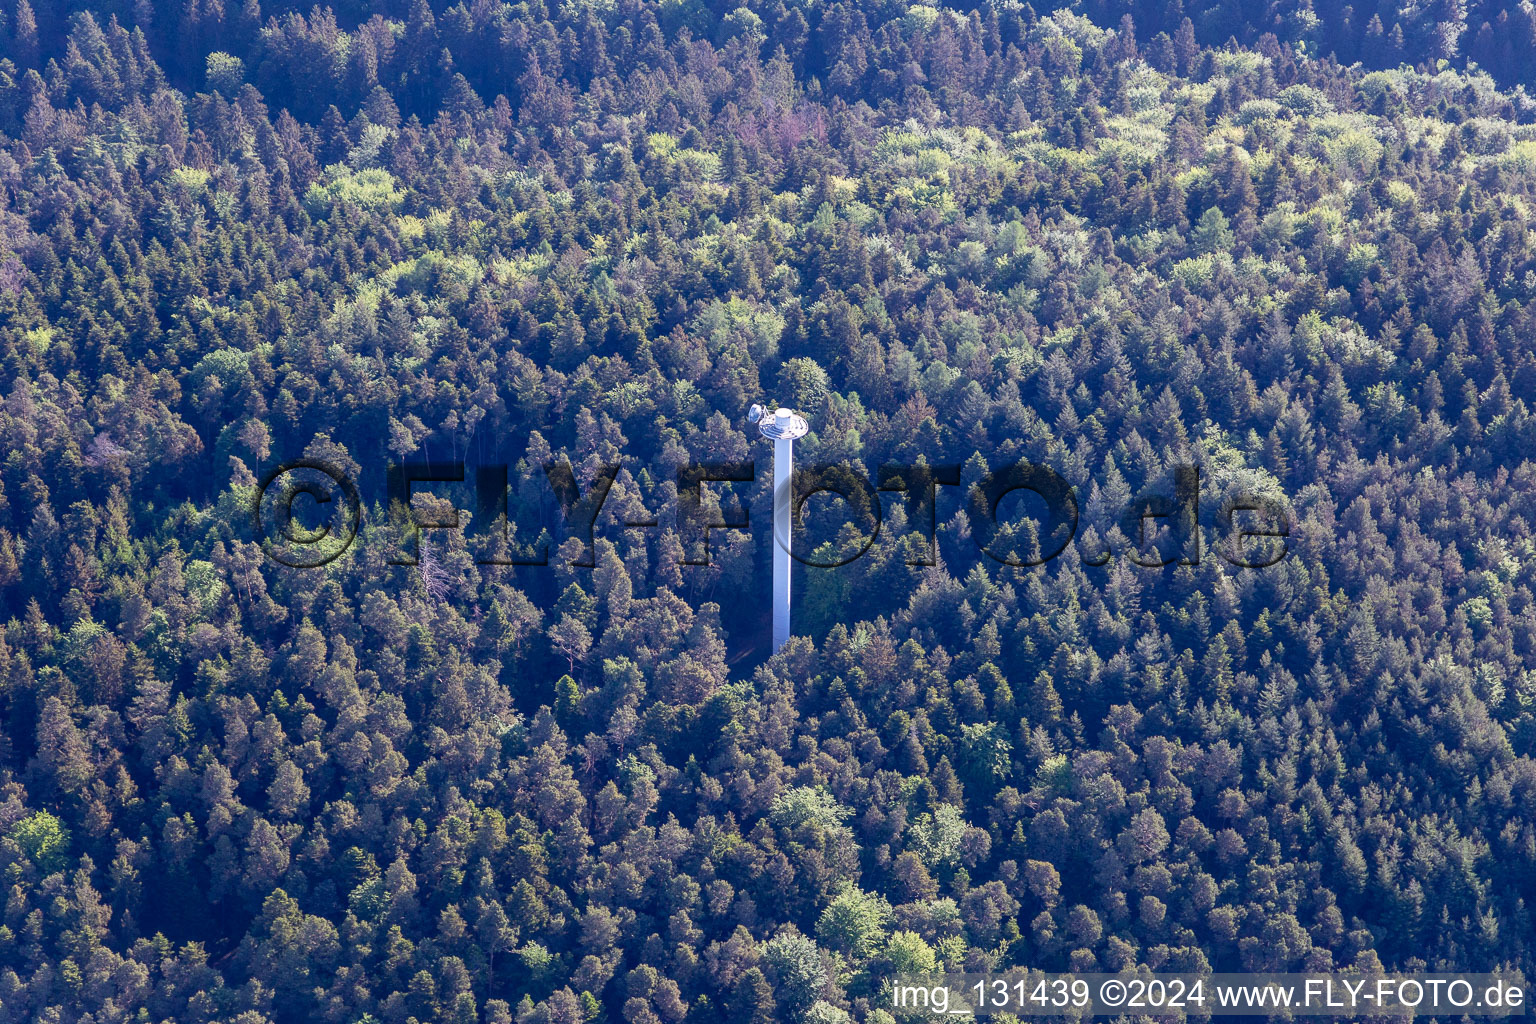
[2,0,1536,1022]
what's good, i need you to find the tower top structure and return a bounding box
[751,405,808,441]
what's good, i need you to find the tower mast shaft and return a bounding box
[773,434,793,653]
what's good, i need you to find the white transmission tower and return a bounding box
[750,403,808,654]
